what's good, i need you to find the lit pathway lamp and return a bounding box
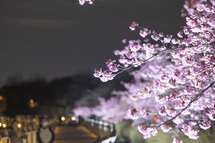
[61,116,65,122]
[17,123,22,129]
[71,116,76,121]
[2,123,6,128]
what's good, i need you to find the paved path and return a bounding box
[53,125,97,143]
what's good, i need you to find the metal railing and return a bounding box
[0,115,39,143]
[81,118,117,143]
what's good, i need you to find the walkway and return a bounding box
[53,125,97,143]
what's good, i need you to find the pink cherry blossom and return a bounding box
[138,125,158,139]
[80,0,215,142]
[182,124,199,140]
[73,106,93,118]
[139,28,151,38]
[177,31,183,38]
[199,120,211,130]
[173,116,183,125]
[127,106,139,120]
[163,35,173,43]
[79,0,93,5]
[129,21,139,31]
[93,68,102,78]
[173,138,183,143]
[161,124,172,133]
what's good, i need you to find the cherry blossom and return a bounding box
[94,0,214,139]
[173,138,183,143]
[199,120,211,130]
[79,0,215,142]
[127,106,139,120]
[129,21,139,31]
[182,124,199,140]
[79,0,93,5]
[138,125,158,139]
[160,124,172,133]
[73,106,93,118]
[92,97,128,123]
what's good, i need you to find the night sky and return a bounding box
[0,0,185,85]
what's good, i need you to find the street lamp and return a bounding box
[61,117,65,122]
[2,123,7,128]
[71,117,76,121]
[17,123,22,129]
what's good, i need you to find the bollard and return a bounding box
[1,136,10,143]
[31,130,37,143]
[22,138,27,143]
[24,131,31,143]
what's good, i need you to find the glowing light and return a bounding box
[0,122,2,127]
[153,116,157,122]
[61,117,65,121]
[30,99,34,103]
[0,96,4,100]
[2,124,7,128]
[17,123,22,128]
[71,117,76,121]
[103,122,109,126]
[99,121,103,125]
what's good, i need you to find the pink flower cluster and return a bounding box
[79,0,215,142]
[73,106,93,118]
[173,138,183,143]
[138,125,158,139]
[92,1,215,142]
[182,124,199,139]
[79,0,93,5]
[92,97,128,123]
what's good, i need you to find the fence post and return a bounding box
[31,130,37,143]
[1,136,10,143]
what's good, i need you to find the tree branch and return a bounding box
[156,80,215,128]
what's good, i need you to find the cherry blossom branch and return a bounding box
[114,50,163,77]
[114,44,179,77]
[156,80,215,128]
